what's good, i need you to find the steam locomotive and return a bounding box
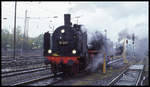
[44,14,91,76]
[43,14,129,77]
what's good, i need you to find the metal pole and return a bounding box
[14,2,17,60]
[26,17,29,41]
[21,10,27,56]
[105,29,107,55]
[123,38,128,63]
[133,44,134,56]
[75,16,80,24]
[103,53,106,74]
[133,43,135,56]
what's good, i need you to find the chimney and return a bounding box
[64,14,71,27]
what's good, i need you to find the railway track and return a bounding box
[2,65,50,74]
[107,58,123,65]
[2,66,51,78]
[108,64,144,86]
[107,56,136,68]
[107,56,133,65]
[2,56,45,62]
[2,65,53,86]
[2,55,140,86]
[2,56,62,86]
[2,57,45,62]
[2,56,46,69]
[11,69,91,86]
[12,72,63,86]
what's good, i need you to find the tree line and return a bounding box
[1,26,43,50]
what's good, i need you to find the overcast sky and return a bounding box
[2,1,148,43]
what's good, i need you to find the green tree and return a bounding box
[1,29,12,49]
[2,26,44,50]
[33,34,43,49]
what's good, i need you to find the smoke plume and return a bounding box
[86,30,114,72]
[135,37,148,60]
[89,31,105,50]
[85,53,104,72]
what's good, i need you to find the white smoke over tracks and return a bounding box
[85,53,104,72]
[85,31,114,72]
[117,28,148,60]
[118,29,131,42]
[135,37,148,59]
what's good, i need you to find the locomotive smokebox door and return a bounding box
[64,14,71,27]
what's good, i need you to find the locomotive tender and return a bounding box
[44,14,90,76]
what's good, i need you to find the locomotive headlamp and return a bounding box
[72,49,76,54]
[61,29,65,33]
[48,49,52,54]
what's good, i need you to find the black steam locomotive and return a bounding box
[43,14,126,77]
[44,14,90,76]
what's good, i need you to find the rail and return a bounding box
[108,64,144,86]
[12,72,63,86]
[2,67,51,78]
